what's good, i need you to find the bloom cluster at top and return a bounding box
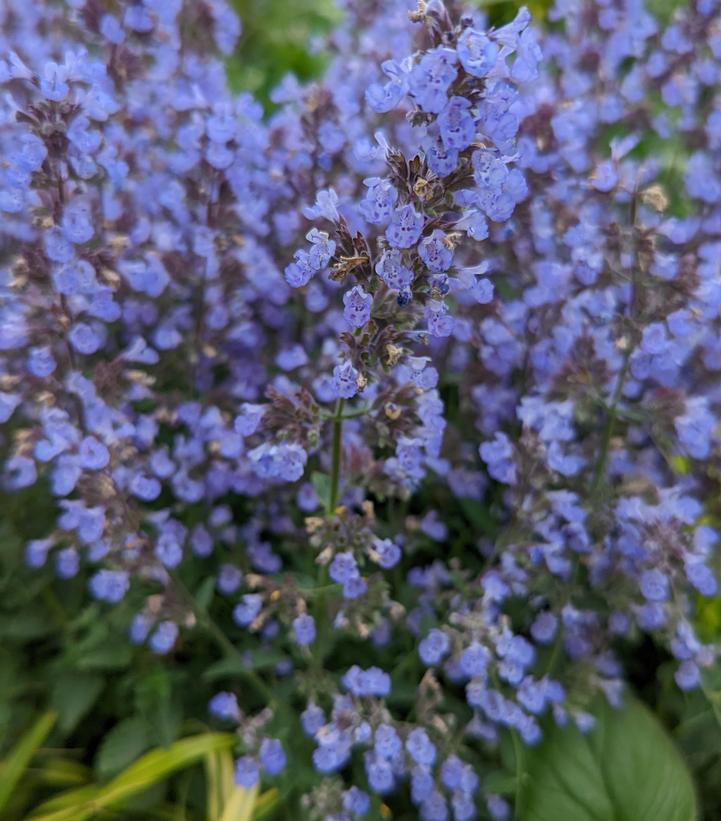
[2,0,721,817]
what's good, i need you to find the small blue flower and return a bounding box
[386,204,424,249]
[233,594,263,627]
[89,570,129,604]
[457,28,499,77]
[149,621,178,655]
[209,691,241,721]
[292,613,316,646]
[259,738,286,776]
[343,285,373,329]
[234,756,260,788]
[419,629,450,666]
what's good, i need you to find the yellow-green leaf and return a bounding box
[0,710,56,810]
[31,756,91,789]
[29,732,236,821]
[206,748,236,820]
[205,749,221,820]
[220,784,258,821]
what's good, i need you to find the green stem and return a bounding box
[313,399,346,667]
[320,403,368,421]
[511,728,526,820]
[588,350,633,496]
[590,191,640,497]
[546,350,634,678]
[327,398,345,515]
[170,572,274,705]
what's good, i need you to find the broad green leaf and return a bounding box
[483,770,517,796]
[219,784,258,821]
[50,672,103,734]
[522,697,698,821]
[0,710,56,810]
[30,732,236,821]
[95,716,150,779]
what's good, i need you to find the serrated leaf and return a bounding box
[0,711,56,810]
[134,668,180,746]
[50,673,103,734]
[204,650,286,680]
[76,640,132,671]
[95,717,150,779]
[522,696,698,821]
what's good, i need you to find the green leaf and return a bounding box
[458,498,499,539]
[311,471,331,511]
[195,576,217,611]
[0,611,56,641]
[253,788,280,820]
[50,672,103,734]
[522,697,698,821]
[483,770,517,796]
[0,711,56,810]
[134,668,181,747]
[74,635,133,671]
[95,717,150,779]
[203,649,286,680]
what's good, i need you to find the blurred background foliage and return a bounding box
[1,0,713,819]
[226,0,554,106]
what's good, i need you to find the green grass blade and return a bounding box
[30,756,92,788]
[219,749,235,808]
[30,732,236,821]
[205,750,221,820]
[219,784,258,821]
[206,748,236,820]
[0,710,57,810]
[252,788,280,820]
[102,732,235,802]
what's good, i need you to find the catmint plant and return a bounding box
[1,0,721,817]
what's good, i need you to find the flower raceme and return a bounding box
[1,0,721,818]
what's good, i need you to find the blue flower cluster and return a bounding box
[2,0,721,816]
